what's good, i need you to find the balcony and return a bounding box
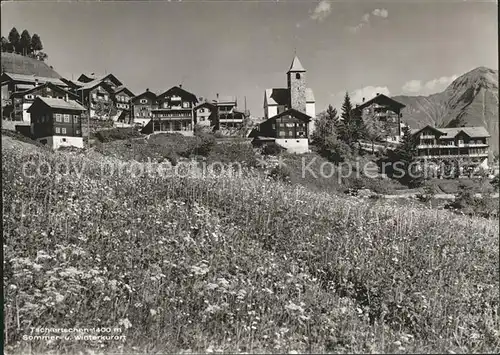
[420,135,436,140]
[458,143,488,148]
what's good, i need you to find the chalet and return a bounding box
[8,82,79,122]
[194,100,217,127]
[77,73,123,92]
[131,89,157,127]
[1,72,68,118]
[251,108,311,154]
[27,97,86,149]
[411,125,490,169]
[145,85,198,136]
[113,86,135,123]
[352,93,406,142]
[264,56,316,135]
[76,80,115,119]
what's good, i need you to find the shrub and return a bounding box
[95,127,142,143]
[269,164,291,183]
[261,142,285,156]
[416,185,435,203]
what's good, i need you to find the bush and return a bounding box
[269,164,291,183]
[95,127,142,143]
[416,185,435,203]
[261,142,285,156]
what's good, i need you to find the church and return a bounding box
[252,56,316,154]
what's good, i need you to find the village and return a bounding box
[1,51,496,181]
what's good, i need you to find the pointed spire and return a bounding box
[288,55,306,73]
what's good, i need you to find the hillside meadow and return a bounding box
[2,136,499,354]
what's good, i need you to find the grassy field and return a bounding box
[2,135,499,354]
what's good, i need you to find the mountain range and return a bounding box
[392,66,499,156]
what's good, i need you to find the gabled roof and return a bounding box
[60,78,85,88]
[195,101,217,110]
[76,79,114,93]
[11,82,79,100]
[27,97,86,112]
[1,72,67,87]
[265,88,289,106]
[77,73,123,87]
[441,126,490,138]
[114,86,135,97]
[269,108,311,122]
[157,86,198,103]
[354,93,406,111]
[212,95,236,104]
[132,89,157,103]
[288,56,306,73]
[411,125,490,138]
[265,87,315,105]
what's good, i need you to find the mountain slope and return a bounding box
[1,52,61,78]
[393,67,499,155]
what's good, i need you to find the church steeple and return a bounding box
[287,55,306,73]
[287,55,307,113]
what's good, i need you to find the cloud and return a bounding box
[350,86,391,105]
[330,86,391,109]
[402,75,458,95]
[348,8,389,34]
[310,1,332,22]
[372,8,389,18]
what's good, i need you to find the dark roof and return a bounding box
[411,125,490,138]
[1,72,67,87]
[76,80,114,94]
[157,86,198,103]
[265,88,289,106]
[132,90,157,103]
[354,93,406,111]
[27,97,86,112]
[195,101,217,110]
[114,86,135,97]
[269,108,311,122]
[77,73,123,87]
[11,82,79,100]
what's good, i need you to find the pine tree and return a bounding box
[338,92,353,144]
[20,30,32,56]
[31,33,43,53]
[392,125,422,186]
[0,37,8,52]
[8,27,20,53]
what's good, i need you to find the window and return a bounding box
[25,94,33,100]
[55,114,62,122]
[272,124,276,129]
[199,108,204,113]
[76,129,81,135]
[55,127,60,134]
[61,128,67,134]
[183,101,190,108]
[63,114,70,122]
[47,87,52,92]
[140,99,147,104]
[92,93,97,99]
[104,95,108,101]
[279,130,285,137]
[62,138,67,142]
[74,115,80,123]
[295,73,301,79]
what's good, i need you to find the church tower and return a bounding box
[287,56,307,114]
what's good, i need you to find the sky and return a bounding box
[1,0,498,117]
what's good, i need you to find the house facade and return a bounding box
[131,89,157,127]
[147,86,198,136]
[263,56,316,135]
[211,95,246,129]
[352,93,406,142]
[8,83,79,122]
[411,125,490,170]
[1,73,69,121]
[194,100,217,127]
[252,108,311,154]
[113,86,135,123]
[76,81,115,119]
[27,97,86,149]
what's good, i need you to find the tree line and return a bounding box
[1,27,48,61]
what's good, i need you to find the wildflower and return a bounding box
[119,318,132,329]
